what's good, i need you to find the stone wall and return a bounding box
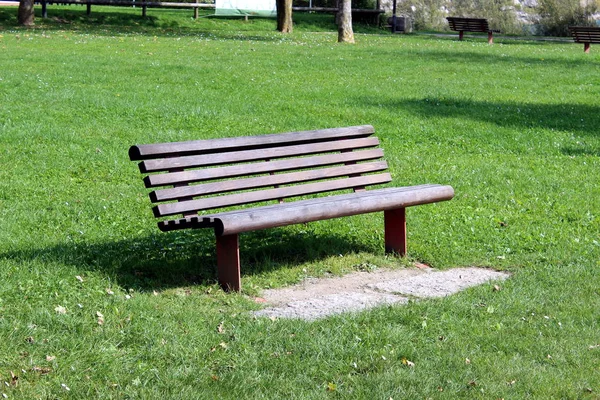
[380,0,599,35]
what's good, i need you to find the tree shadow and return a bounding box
[363,96,600,138]
[560,145,600,157]
[362,45,599,69]
[0,226,373,291]
[0,5,383,36]
[0,7,284,40]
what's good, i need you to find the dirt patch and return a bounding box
[254,267,509,320]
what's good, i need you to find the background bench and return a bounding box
[569,26,600,53]
[129,125,454,291]
[446,17,499,44]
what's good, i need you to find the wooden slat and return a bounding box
[151,161,389,202]
[129,125,375,160]
[215,184,453,236]
[139,137,380,173]
[156,184,455,234]
[153,173,392,217]
[447,17,490,33]
[570,26,600,43]
[211,183,442,218]
[159,184,444,231]
[144,149,384,188]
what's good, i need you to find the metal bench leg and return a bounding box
[459,31,464,41]
[384,208,407,256]
[488,31,493,45]
[584,42,590,53]
[216,233,241,292]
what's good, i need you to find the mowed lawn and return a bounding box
[0,7,599,399]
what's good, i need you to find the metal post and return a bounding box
[391,0,397,33]
[216,233,241,292]
[384,208,407,256]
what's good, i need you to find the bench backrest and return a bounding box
[447,17,489,33]
[129,125,391,220]
[569,26,600,43]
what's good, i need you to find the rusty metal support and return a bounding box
[216,233,241,292]
[384,208,406,256]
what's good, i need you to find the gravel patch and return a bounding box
[369,267,509,298]
[254,291,408,321]
[254,267,510,320]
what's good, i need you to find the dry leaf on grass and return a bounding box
[54,306,67,315]
[32,366,51,375]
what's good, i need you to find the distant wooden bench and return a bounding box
[129,125,454,291]
[446,17,500,44]
[569,26,600,53]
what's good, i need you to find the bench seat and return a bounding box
[569,26,600,53]
[158,184,454,235]
[446,17,499,44]
[129,125,454,291]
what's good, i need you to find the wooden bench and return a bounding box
[446,17,499,44]
[129,125,454,291]
[569,26,600,53]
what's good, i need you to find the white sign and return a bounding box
[215,0,276,17]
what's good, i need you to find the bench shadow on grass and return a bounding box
[1,227,373,291]
[366,96,600,156]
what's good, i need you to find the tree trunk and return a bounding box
[276,0,293,33]
[337,0,354,43]
[18,0,35,26]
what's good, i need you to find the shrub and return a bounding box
[395,0,447,31]
[452,0,521,34]
[395,0,521,34]
[538,0,599,36]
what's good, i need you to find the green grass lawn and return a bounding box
[1,6,599,399]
